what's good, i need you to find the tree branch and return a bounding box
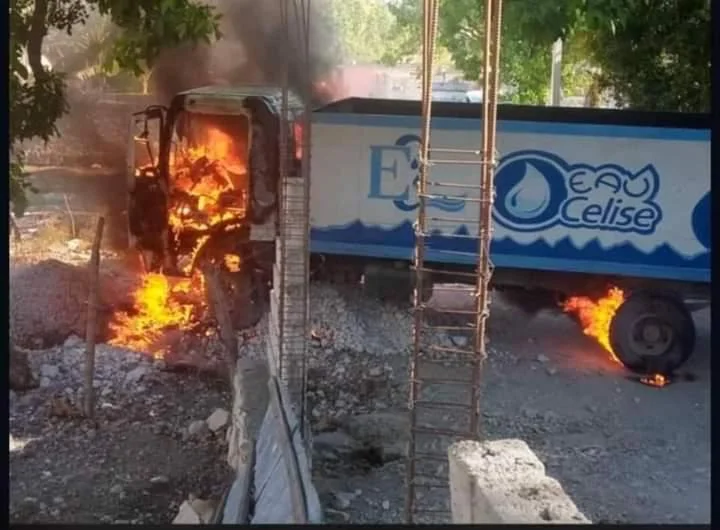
[27,0,49,79]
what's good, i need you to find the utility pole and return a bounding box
[549,38,563,106]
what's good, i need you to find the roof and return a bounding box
[177,85,304,113]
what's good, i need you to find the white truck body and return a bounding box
[308,109,710,283]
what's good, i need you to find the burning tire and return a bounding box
[609,291,696,375]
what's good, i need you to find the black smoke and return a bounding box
[152,0,341,105]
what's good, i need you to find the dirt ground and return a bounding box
[8,343,233,524]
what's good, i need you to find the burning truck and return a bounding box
[120,86,303,347]
[118,86,710,379]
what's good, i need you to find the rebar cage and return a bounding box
[271,0,313,447]
[406,0,504,523]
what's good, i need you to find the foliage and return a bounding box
[390,0,710,111]
[324,0,411,66]
[9,0,221,215]
[581,0,710,112]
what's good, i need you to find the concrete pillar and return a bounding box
[448,439,590,524]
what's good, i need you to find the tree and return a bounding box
[390,0,709,111]
[323,0,417,66]
[580,0,710,112]
[9,0,220,215]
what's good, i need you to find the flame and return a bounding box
[109,273,204,358]
[640,373,670,387]
[167,125,249,235]
[562,287,625,364]
[224,253,242,273]
[293,121,303,161]
[116,121,254,355]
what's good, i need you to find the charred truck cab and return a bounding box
[127,86,303,326]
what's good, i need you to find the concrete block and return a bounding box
[448,439,590,525]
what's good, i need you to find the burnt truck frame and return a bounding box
[126,86,303,329]
[126,86,303,276]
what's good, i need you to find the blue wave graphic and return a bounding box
[311,220,710,272]
[392,196,466,212]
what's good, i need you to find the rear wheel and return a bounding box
[609,291,695,375]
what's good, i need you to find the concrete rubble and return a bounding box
[172,496,217,525]
[448,439,590,524]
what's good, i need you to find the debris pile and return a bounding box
[10,259,137,349]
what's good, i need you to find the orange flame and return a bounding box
[109,273,204,357]
[640,373,670,387]
[293,121,303,161]
[117,122,252,355]
[167,125,249,234]
[562,287,625,364]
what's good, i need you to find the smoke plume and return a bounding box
[152,0,341,105]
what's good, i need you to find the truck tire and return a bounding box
[609,291,696,375]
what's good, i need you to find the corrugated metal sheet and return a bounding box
[221,376,322,524]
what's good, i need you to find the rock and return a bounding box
[66,238,90,252]
[64,335,84,349]
[187,420,209,438]
[125,365,149,385]
[9,346,38,391]
[546,367,558,376]
[536,354,550,363]
[368,366,383,378]
[340,411,409,461]
[333,492,355,509]
[382,500,390,510]
[313,431,360,455]
[189,498,216,524]
[449,334,469,348]
[110,484,124,495]
[40,364,60,378]
[206,408,230,432]
[40,377,52,388]
[173,501,201,524]
[150,475,170,485]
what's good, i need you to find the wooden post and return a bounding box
[64,193,77,239]
[201,263,238,383]
[83,216,105,418]
[9,212,21,243]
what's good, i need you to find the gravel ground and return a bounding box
[306,285,711,525]
[9,340,233,524]
[9,221,709,524]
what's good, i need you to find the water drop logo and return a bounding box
[494,152,568,231]
[691,192,710,250]
[504,163,554,219]
[493,150,663,235]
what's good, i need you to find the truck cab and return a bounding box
[126,85,303,278]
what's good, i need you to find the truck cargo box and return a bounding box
[309,99,710,284]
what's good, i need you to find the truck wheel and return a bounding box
[609,292,696,375]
